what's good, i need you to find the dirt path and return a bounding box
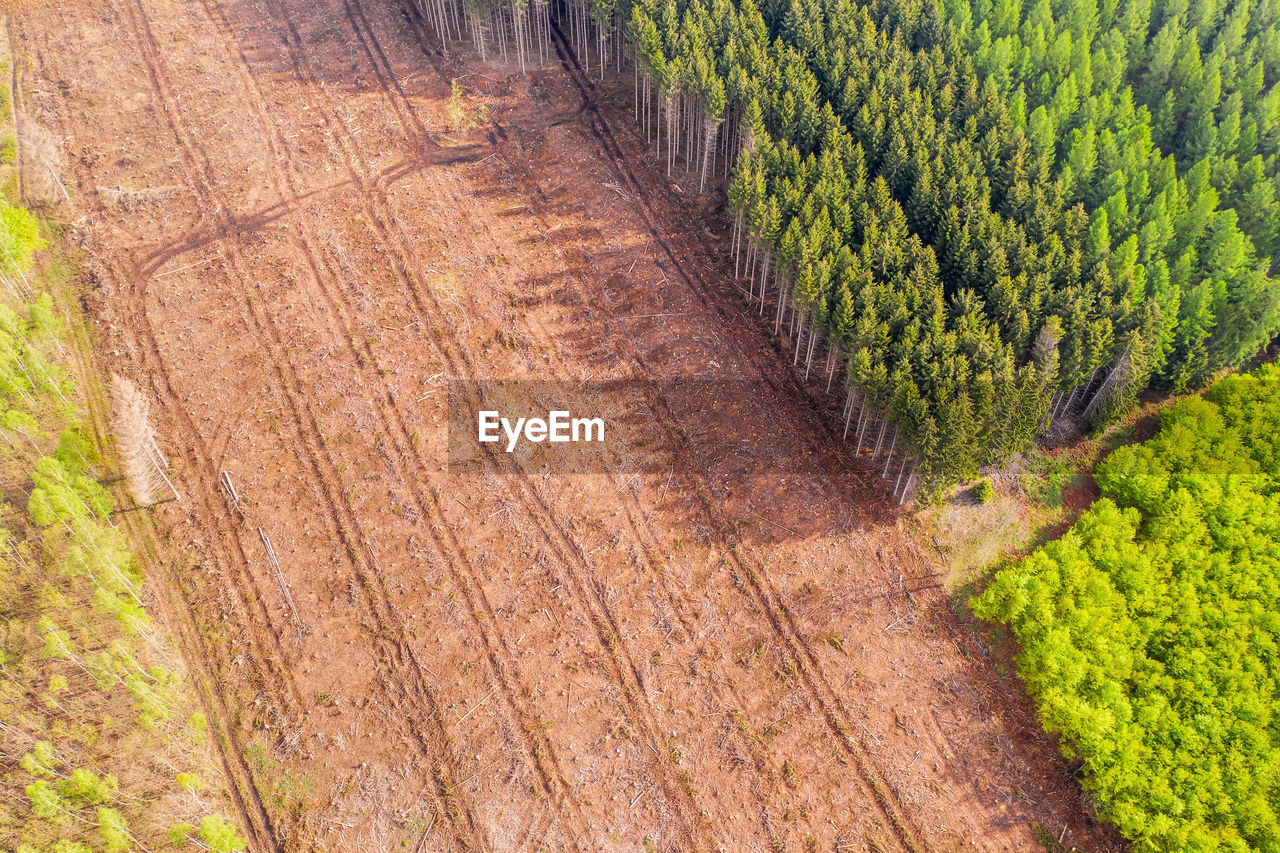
[17,0,1119,850]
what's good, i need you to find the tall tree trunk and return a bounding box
[872,415,889,457]
[793,312,804,365]
[843,390,856,440]
[1045,390,1061,428]
[758,252,771,308]
[893,456,909,499]
[774,285,786,336]
[732,214,743,280]
[803,321,819,380]
[699,117,717,193]
[665,97,678,176]
[898,463,917,506]
[882,427,898,478]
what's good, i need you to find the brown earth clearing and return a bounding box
[14,0,1124,849]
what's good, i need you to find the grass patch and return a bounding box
[1017,449,1081,509]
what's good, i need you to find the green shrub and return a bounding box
[52,842,92,853]
[972,478,994,504]
[187,712,208,744]
[199,815,247,853]
[98,806,131,853]
[19,741,57,777]
[36,616,73,660]
[176,772,202,792]
[26,780,68,821]
[167,822,196,845]
[57,767,117,806]
[0,164,234,853]
[85,651,120,693]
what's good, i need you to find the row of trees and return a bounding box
[408,0,1280,493]
[627,0,1146,490]
[974,365,1280,851]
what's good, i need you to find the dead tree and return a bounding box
[259,527,301,628]
[110,375,180,505]
[1081,348,1133,423]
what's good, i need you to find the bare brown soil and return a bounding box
[16,1,1124,850]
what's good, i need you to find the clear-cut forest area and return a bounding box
[1,0,1276,849]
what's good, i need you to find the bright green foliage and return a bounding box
[85,651,120,693]
[36,616,73,660]
[176,772,203,792]
[57,768,117,807]
[0,298,72,422]
[123,663,181,729]
[0,200,44,272]
[168,822,196,845]
[28,293,59,334]
[55,423,98,472]
[25,780,68,822]
[973,477,995,503]
[18,741,57,778]
[29,455,113,526]
[0,185,244,853]
[51,842,92,853]
[974,363,1280,851]
[199,814,248,853]
[187,712,208,744]
[44,674,68,710]
[97,806,131,853]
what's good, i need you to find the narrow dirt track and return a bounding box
[18,0,1121,850]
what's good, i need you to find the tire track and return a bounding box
[356,8,742,849]
[14,86,286,843]
[341,0,434,151]
[183,1,597,846]
[467,59,858,852]
[333,3,739,844]
[102,0,310,730]
[377,17,791,833]
[398,11,932,849]
[376,3,833,846]
[240,1,717,848]
[385,7,913,843]
[109,460,285,853]
[538,21,933,852]
[114,1,490,849]
[19,20,308,853]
